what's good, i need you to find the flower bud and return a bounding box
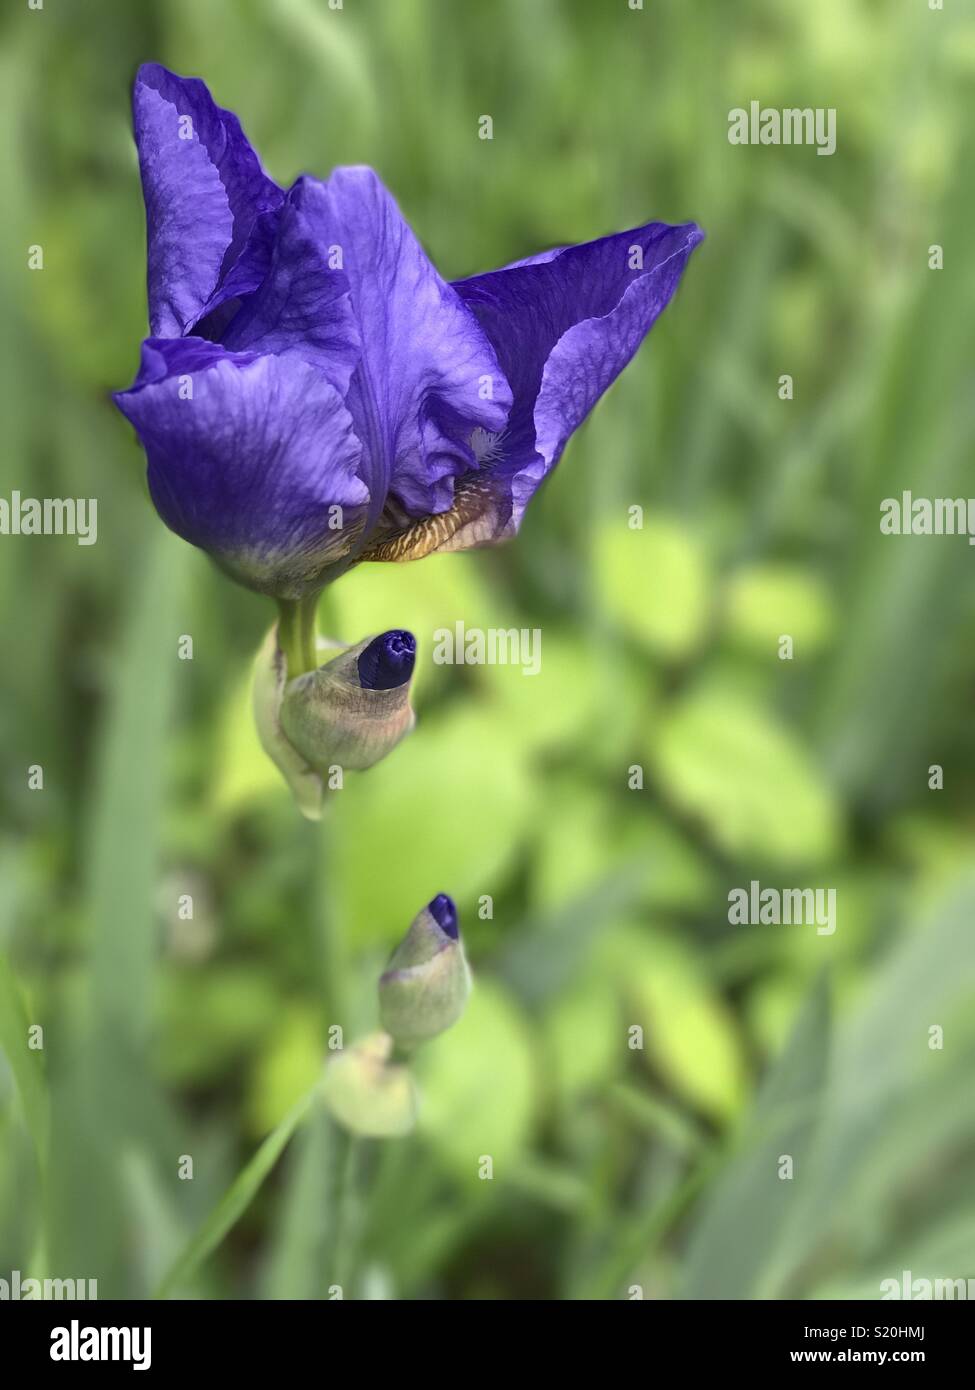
[323,1031,417,1137]
[253,626,417,819]
[279,630,416,773]
[378,894,471,1049]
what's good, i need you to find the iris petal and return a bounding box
[452,220,704,540]
[114,338,366,598]
[220,186,361,394]
[289,170,512,537]
[133,63,283,337]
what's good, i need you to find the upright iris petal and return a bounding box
[219,187,360,390]
[289,170,512,541]
[133,63,283,337]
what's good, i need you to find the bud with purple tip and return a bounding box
[378,893,471,1048]
[253,624,417,818]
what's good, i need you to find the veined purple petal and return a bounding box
[133,64,283,337]
[360,219,702,562]
[454,220,704,539]
[114,338,367,598]
[494,245,571,271]
[220,187,361,395]
[193,208,280,342]
[289,170,512,537]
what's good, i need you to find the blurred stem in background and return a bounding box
[317,809,348,1042]
[317,803,357,1291]
[324,1125,356,1293]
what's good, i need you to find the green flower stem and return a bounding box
[316,811,347,1033]
[276,593,321,678]
[315,813,358,1293]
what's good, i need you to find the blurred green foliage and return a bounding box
[1,0,975,1300]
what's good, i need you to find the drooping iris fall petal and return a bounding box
[115,337,365,598]
[364,221,703,559]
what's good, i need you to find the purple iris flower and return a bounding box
[114,64,703,600]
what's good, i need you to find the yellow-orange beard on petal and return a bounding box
[360,474,505,562]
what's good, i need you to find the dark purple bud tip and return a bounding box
[428,893,459,939]
[357,629,416,690]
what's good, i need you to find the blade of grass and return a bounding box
[156,1086,319,1300]
[46,526,189,1293]
[0,952,48,1167]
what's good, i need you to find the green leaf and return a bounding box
[262,1110,332,1299]
[85,527,188,1061]
[681,975,831,1298]
[604,928,747,1122]
[330,707,535,945]
[725,564,834,655]
[487,633,610,760]
[542,976,620,1104]
[248,1007,325,1135]
[418,982,535,1177]
[652,679,841,863]
[777,872,975,1291]
[811,1208,975,1300]
[158,966,281,1089]
[530,783,614,912]
[46,527,188,1291]
[593,514,710,660]
[334,551,488,694]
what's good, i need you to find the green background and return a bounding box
[1,0,974,1300]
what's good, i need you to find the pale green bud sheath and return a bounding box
[378,894,471,1048]
[253,625,328,818]
[323,1032,417,1138]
